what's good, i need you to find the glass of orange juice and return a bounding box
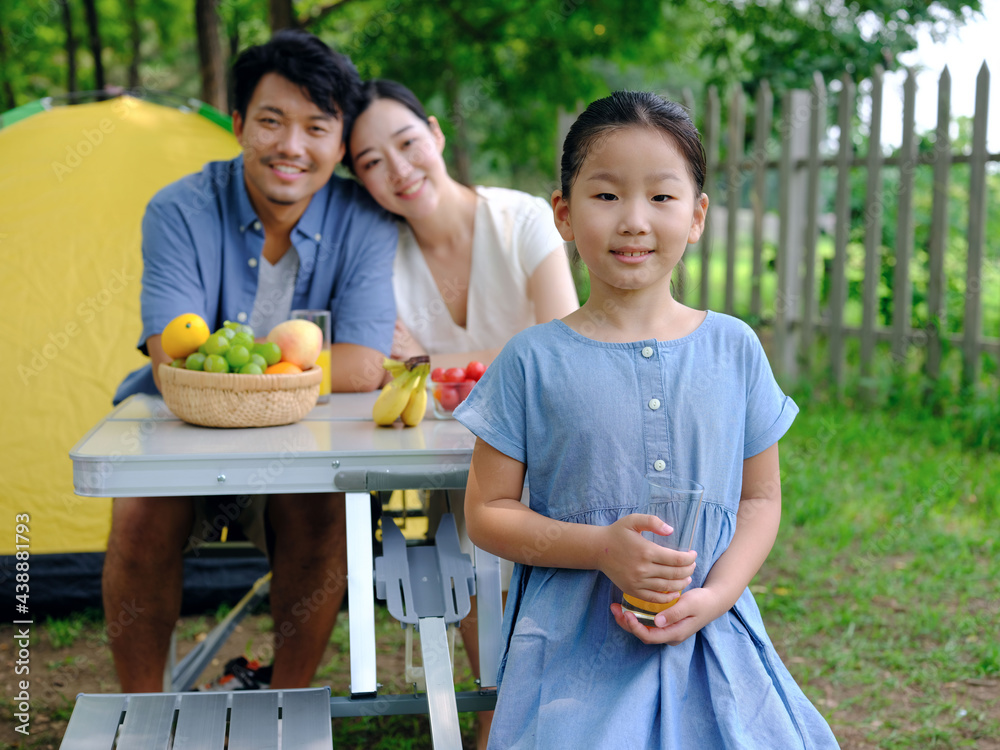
[621,477,704,625]
[291,309,331,403]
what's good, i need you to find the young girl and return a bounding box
[346,79,579,748]
[455,92,839,748]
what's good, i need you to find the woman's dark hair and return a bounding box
[559,91,707,199]
[231,30,362,130]
[342,79,430,174]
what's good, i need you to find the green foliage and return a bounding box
[2,0,983,194]
[702,0,981,92]
[835,116,1000,336]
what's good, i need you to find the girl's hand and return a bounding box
[610,586,725,645]
[390,319,426,361]
[596,514,697,606]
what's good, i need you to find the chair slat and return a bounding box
[228,691,279,750]
[172,692,228,750]
[116,695,176,750]
[59,694,126,750]
[281,689,333,749]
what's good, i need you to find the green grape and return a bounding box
[185,352,207,371]
[203,332,231,356]
[231,332,254,349]
[203,354,230,373]
[225,345,251,369]
[253,341,282,366]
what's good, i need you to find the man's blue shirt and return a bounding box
[113,156,398,404]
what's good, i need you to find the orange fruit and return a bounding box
[161,313,210,359]
[265,362,303,374]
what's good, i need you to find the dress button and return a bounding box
[314,233,322,242]
[641,346,654,358]
[253,221,261,231]
[648,398,661,410]
[654,459,666,471]
[237,312,248,322]
[248,257,258,268]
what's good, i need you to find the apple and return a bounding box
[266,319,323,369]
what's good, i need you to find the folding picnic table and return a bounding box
[68,392,502,748]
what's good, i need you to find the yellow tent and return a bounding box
[0,96,240,562]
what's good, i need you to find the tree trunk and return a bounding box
[59,0,78,94]
[228,29,240,110]
[126,0,141,89]
[82,0,105,91]
[269,0,296,31]
[0,24,15,109]
[443,69,472,186]
[196,0,227,111]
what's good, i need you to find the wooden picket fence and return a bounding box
[673,63,999,391]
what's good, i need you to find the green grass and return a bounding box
[759,393,999,748]
[42,609,103,649]
[321,607,479,748]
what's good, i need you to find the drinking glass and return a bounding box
[621,477,704,625]
[290,309,331,403]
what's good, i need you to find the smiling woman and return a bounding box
[344,78,579,373]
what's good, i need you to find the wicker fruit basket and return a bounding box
[158,363,322,428]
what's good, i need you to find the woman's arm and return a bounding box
[466,438,696,597]
[613,442,783,643]
[527,247,580,324]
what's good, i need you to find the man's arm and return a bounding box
[328,197,399,387]
[138,198,211,358]
[146,335,172,392]
[329,342,386,392]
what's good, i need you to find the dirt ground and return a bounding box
[1,610,997,749]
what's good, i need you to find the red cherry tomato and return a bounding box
[457,381,475,400]
[464,361,487,381]
[443,367,467,383]
[439,384,462,411]
[430,367,447,383]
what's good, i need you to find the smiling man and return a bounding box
[104,30,397,693]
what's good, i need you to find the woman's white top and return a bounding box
[392,186,565,354]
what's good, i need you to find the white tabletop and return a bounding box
[70,393,476,498]
[69,392,501,704]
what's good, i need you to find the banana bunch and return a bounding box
[372,356,431,426]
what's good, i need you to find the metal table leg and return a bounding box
[419,617,463,750]
[345,490,377,697]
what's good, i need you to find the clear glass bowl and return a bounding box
[428,380,475,419]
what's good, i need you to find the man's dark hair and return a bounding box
[231,29,362,130]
